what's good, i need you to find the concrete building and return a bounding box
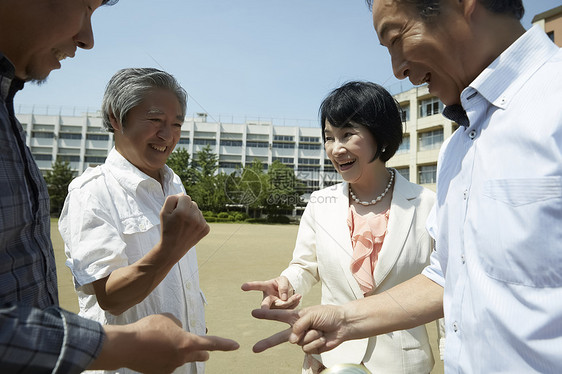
[16,85,454,199]
[532,5,562,47]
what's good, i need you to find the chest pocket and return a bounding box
[121,215,156,235]
[477,177,562,287]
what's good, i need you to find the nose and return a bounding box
[391,54,409,80]
[157,122,173,141]
[74,15,95,50]
[331,139,346,157]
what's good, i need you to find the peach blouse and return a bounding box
[347,205,389,295]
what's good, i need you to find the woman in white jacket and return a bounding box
[243,81,441,373]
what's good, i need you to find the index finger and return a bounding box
[252,328,292,353]
[241,281,269,292]
[188,334,240,352]
[251,308,298,325]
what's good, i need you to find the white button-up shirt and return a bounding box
[59,148,206,374]
[423,26,562,373]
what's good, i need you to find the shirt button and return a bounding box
[185,282,191,290]
[461,255,466,264]
[453,322,459,332]
[468,130,477,139]
[190,320,196,328]
[463,190,468,200]
[139,223,146,230]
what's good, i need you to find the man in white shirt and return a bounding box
[60,68,210,374]
[249,1,562,372]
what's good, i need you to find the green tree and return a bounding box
[264,160,303,216]
[44,158,75,216]
[190,145,224,211]
[224,160,267,217]
[166,147,196,192]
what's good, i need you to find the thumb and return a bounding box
[162,195,180,215]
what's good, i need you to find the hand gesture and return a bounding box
[250,305,348,354]
[94,313,239,373]
[241,276,302,309]
[159,194,210,261]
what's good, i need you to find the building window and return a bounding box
[396,135,410,154]
[273,135,294,142]
[300,136,320,143]
[178,138,190,144]
[419,164,437,184]
[298,158,320,165]
[396,167,410,181]
[246,141,269,148]
[272,157,294,165]
[33,154,53,161]
[298,165,320,172]
[219,162,242,169]
[299,143,321,150]
[86,133,109,141]
[194,138,216,145]
[59,133,82,140]
[32,131,54,139]
[419,97,443,117]
[221,140,243,147]
[418,129,444,151]
[547,31,554,42]
[272,142,294,149]
[58,155,80,162]
[85,156,106,163]
[400,106,410,122]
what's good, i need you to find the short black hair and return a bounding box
[319,81,403,163]
[364,0,524,20]
[102,0,119,5]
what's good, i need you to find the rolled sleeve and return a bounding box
[59,189,128,290]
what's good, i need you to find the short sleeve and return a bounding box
[59,188,128,292]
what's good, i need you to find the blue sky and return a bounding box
[15,0,561,126]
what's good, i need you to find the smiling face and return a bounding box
[0,0,102,81]
[324,121,381,185]
[372,0,474,105]
[111,89,183,181]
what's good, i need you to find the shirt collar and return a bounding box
[0,52,24,103]
[105,147,174,195]
[465,25,559,111]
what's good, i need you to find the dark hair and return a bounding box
[319,81,403,163]
[364,0,524,20]
[102,0,119,5]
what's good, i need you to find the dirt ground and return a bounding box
[52,221,444,374]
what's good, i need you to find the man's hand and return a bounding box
[242,276,302,309]
[159,194,210,262]
[91,314,239,373]
[250,305,348,354]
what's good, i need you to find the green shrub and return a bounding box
[202,211,216,218]
[217,212,230,219]
[245,218,267,224]
[266,215,291,224]
[234,212,249,221]
[205,216,217,222]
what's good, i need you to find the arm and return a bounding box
[89,314,239,373]
[0,305,238,374]
[241,199,318,309]
[251,274,443,353]
[93,194,209,315]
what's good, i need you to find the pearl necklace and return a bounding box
[349,169,395,206]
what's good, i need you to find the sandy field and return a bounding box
[52,220,444,374]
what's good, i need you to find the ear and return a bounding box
[108,112,122,133]
[459,0,477,19]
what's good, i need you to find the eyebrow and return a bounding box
[377,21,400,45]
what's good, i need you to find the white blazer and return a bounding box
[281,171,437,373]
